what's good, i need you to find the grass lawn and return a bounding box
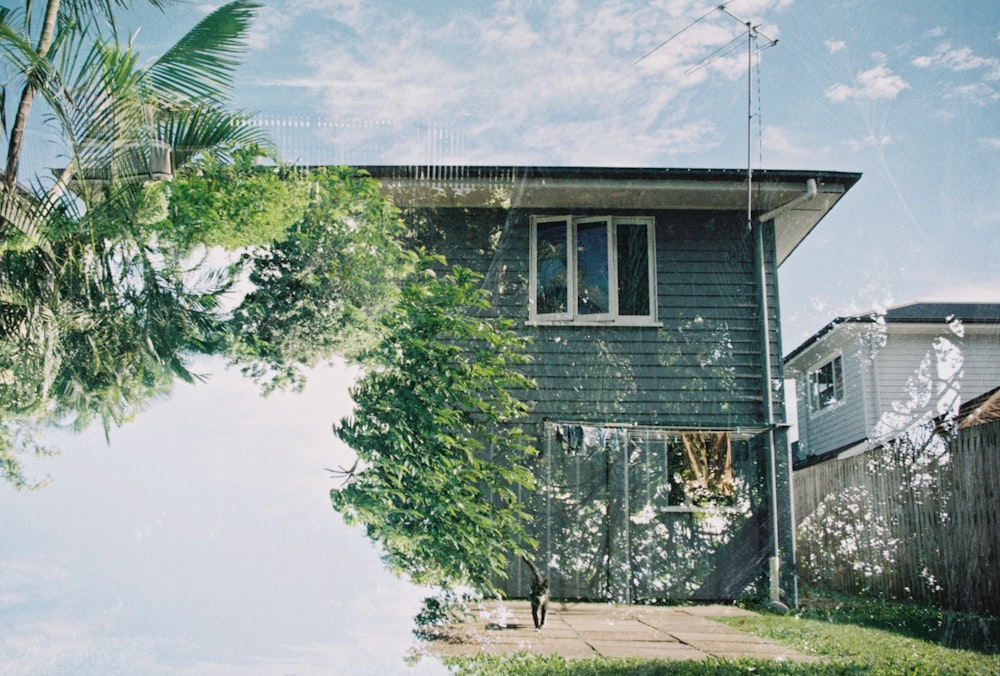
[444,591,1000,675]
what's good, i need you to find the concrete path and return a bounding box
[423,600,818,663]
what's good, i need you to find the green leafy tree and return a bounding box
[164,143,311,251]
[332,252,537,594]
[0,1,268,487]
[0,1,411,490]
[226,166,407,394]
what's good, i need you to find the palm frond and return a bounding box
[0,18,51,88]
[0,188,58,257]
[147,0,260,104]
[64,39,147,177]
[159,105,269,169]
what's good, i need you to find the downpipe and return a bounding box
[755,179,818,613]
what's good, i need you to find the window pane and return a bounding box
[811,356,843,410]
[617,222,650,316]
[536,221,568,314]
[576,221,609,315]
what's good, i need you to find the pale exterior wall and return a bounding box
[791,321,1000,462]
[869,324,1000,443]
[793,333,869,461]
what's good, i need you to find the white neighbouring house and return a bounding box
[784,302,1000,467]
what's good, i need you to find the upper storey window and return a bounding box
[809,354,844,412]
[529,216,657,325]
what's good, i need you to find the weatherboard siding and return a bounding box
[795,345,869,459]
[791,317,1000,461]
[872,329,1000,435]
[958,331,1000,399]
[408,206,780,432]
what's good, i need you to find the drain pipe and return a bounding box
[756,178,816,613]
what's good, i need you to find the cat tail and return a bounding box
[521,555,543,583]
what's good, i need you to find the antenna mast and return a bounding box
[637,4,777,227]
[717,4,777,229]
[717,4,787,613]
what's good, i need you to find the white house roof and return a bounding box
[363,166,861,266]
[784,302,1000,365]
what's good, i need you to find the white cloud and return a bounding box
[916,281,1000,305]
[912,42,1000,79]
[260,0,368,29]
[243,5,293,51]
[909,40,1000,111]
[951,82,1000,106]
[759,126,834,166]
[233,0,836,166]
[826,55,910,102]
[475,2,540,50]
[845,134,896,151]
[979,137,1000,150]
[474,117,721,167]
[824,39,846,54]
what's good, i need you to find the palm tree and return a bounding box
[0,0,267,486]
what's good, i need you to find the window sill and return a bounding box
[525,319,662,328]
[809,399,846,417]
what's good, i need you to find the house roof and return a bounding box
[954,385,1000,429]
[784,302,1000,364]
[362,166,861,266]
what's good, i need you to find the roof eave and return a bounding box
[364,165,861,266]
[784,302,1000,366]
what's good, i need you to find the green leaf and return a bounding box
[147,0,261,103]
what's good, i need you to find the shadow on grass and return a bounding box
[770,590,1000,655]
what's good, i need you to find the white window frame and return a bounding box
[528,215,658,326]
[808,354,844,413]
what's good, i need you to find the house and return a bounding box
[784,302,1000,468]
[366,165,861,606]
[952,384,1000,429]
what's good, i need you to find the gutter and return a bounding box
[758,177,818,223]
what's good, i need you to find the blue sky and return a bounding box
[220,0,998,344]
[3,0,999,673]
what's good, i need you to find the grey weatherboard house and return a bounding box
[367,165,861,607]
[785,302,1000,468]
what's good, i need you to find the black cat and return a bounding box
[521,556,549,630]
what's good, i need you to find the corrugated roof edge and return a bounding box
[359,165,862,185]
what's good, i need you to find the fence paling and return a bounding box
[793,420,1000,615]
[945,422,1000,615]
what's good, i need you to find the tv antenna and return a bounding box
[638,6,789,612]
[636,3,778,229]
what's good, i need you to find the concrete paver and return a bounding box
[421,600,819,663]
[586,640,708,660]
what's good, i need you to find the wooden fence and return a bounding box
[793,420,1000,615]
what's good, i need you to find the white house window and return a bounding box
[809,355,844,412]
[530,215,656,325]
